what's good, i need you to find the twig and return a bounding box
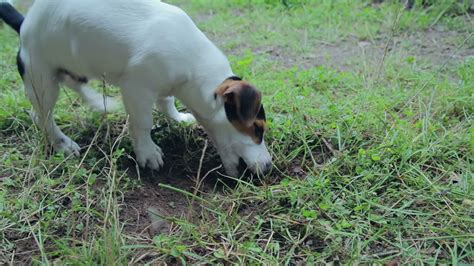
[187,140,208,219]
[376,6,404,81]
[25,211,49,264]
[320,135,340,157]
[263,231,275,253]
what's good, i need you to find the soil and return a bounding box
[118,126,236,239]
[201,21,473,72]
[272,28,470,71]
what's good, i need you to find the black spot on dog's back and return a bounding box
[57,68,88,84]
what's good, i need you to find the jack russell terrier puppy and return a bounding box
[0,0,272,176]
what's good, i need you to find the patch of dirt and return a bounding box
[306,28,474,71]
[2,231,37,265]
[264,28,472,72]
[117,125,236,241]
[116,125,335,251]
[116,118,344,243]
[197,15,473,72]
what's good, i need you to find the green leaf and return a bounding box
[337,220,352,229]
[371,154,381,161]
[319,203,330,211]
[214,248,226,259]
[302,209,318,219]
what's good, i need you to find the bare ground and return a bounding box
[200,19,474,72]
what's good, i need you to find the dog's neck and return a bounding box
[175,77,232,121]
[174,68,234,122]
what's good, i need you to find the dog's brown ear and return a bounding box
[216,80,262,127]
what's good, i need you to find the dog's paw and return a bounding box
[174,112,196,123]
[135,144,164,170]
[54,136,80,157]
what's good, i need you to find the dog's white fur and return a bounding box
[19,0,271,176]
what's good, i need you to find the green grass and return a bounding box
[1,0,473,264]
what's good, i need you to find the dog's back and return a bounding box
[21,0,215,84]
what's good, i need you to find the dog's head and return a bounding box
[202,77,271,176]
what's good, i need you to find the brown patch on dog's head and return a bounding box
[215,79,267,144]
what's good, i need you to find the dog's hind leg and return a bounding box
[23,64,80,156]
[60,74,119,113]
[156,96,196,123]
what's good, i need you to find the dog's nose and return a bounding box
[238,157,248,174]
[261,161,272,175]
[238,157,272,175]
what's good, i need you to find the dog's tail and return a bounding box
[62,76,121,113]
[0,3,23,34]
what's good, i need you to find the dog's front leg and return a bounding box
[121,87,164,170]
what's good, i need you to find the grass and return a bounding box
[1,0,473,264]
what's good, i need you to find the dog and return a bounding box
[0,0,272,176]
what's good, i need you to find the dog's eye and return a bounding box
[254,123,264,143]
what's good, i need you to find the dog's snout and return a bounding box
[238,157,272,175]
[261,161,272,174]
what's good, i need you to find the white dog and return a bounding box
[0,0,272,176]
